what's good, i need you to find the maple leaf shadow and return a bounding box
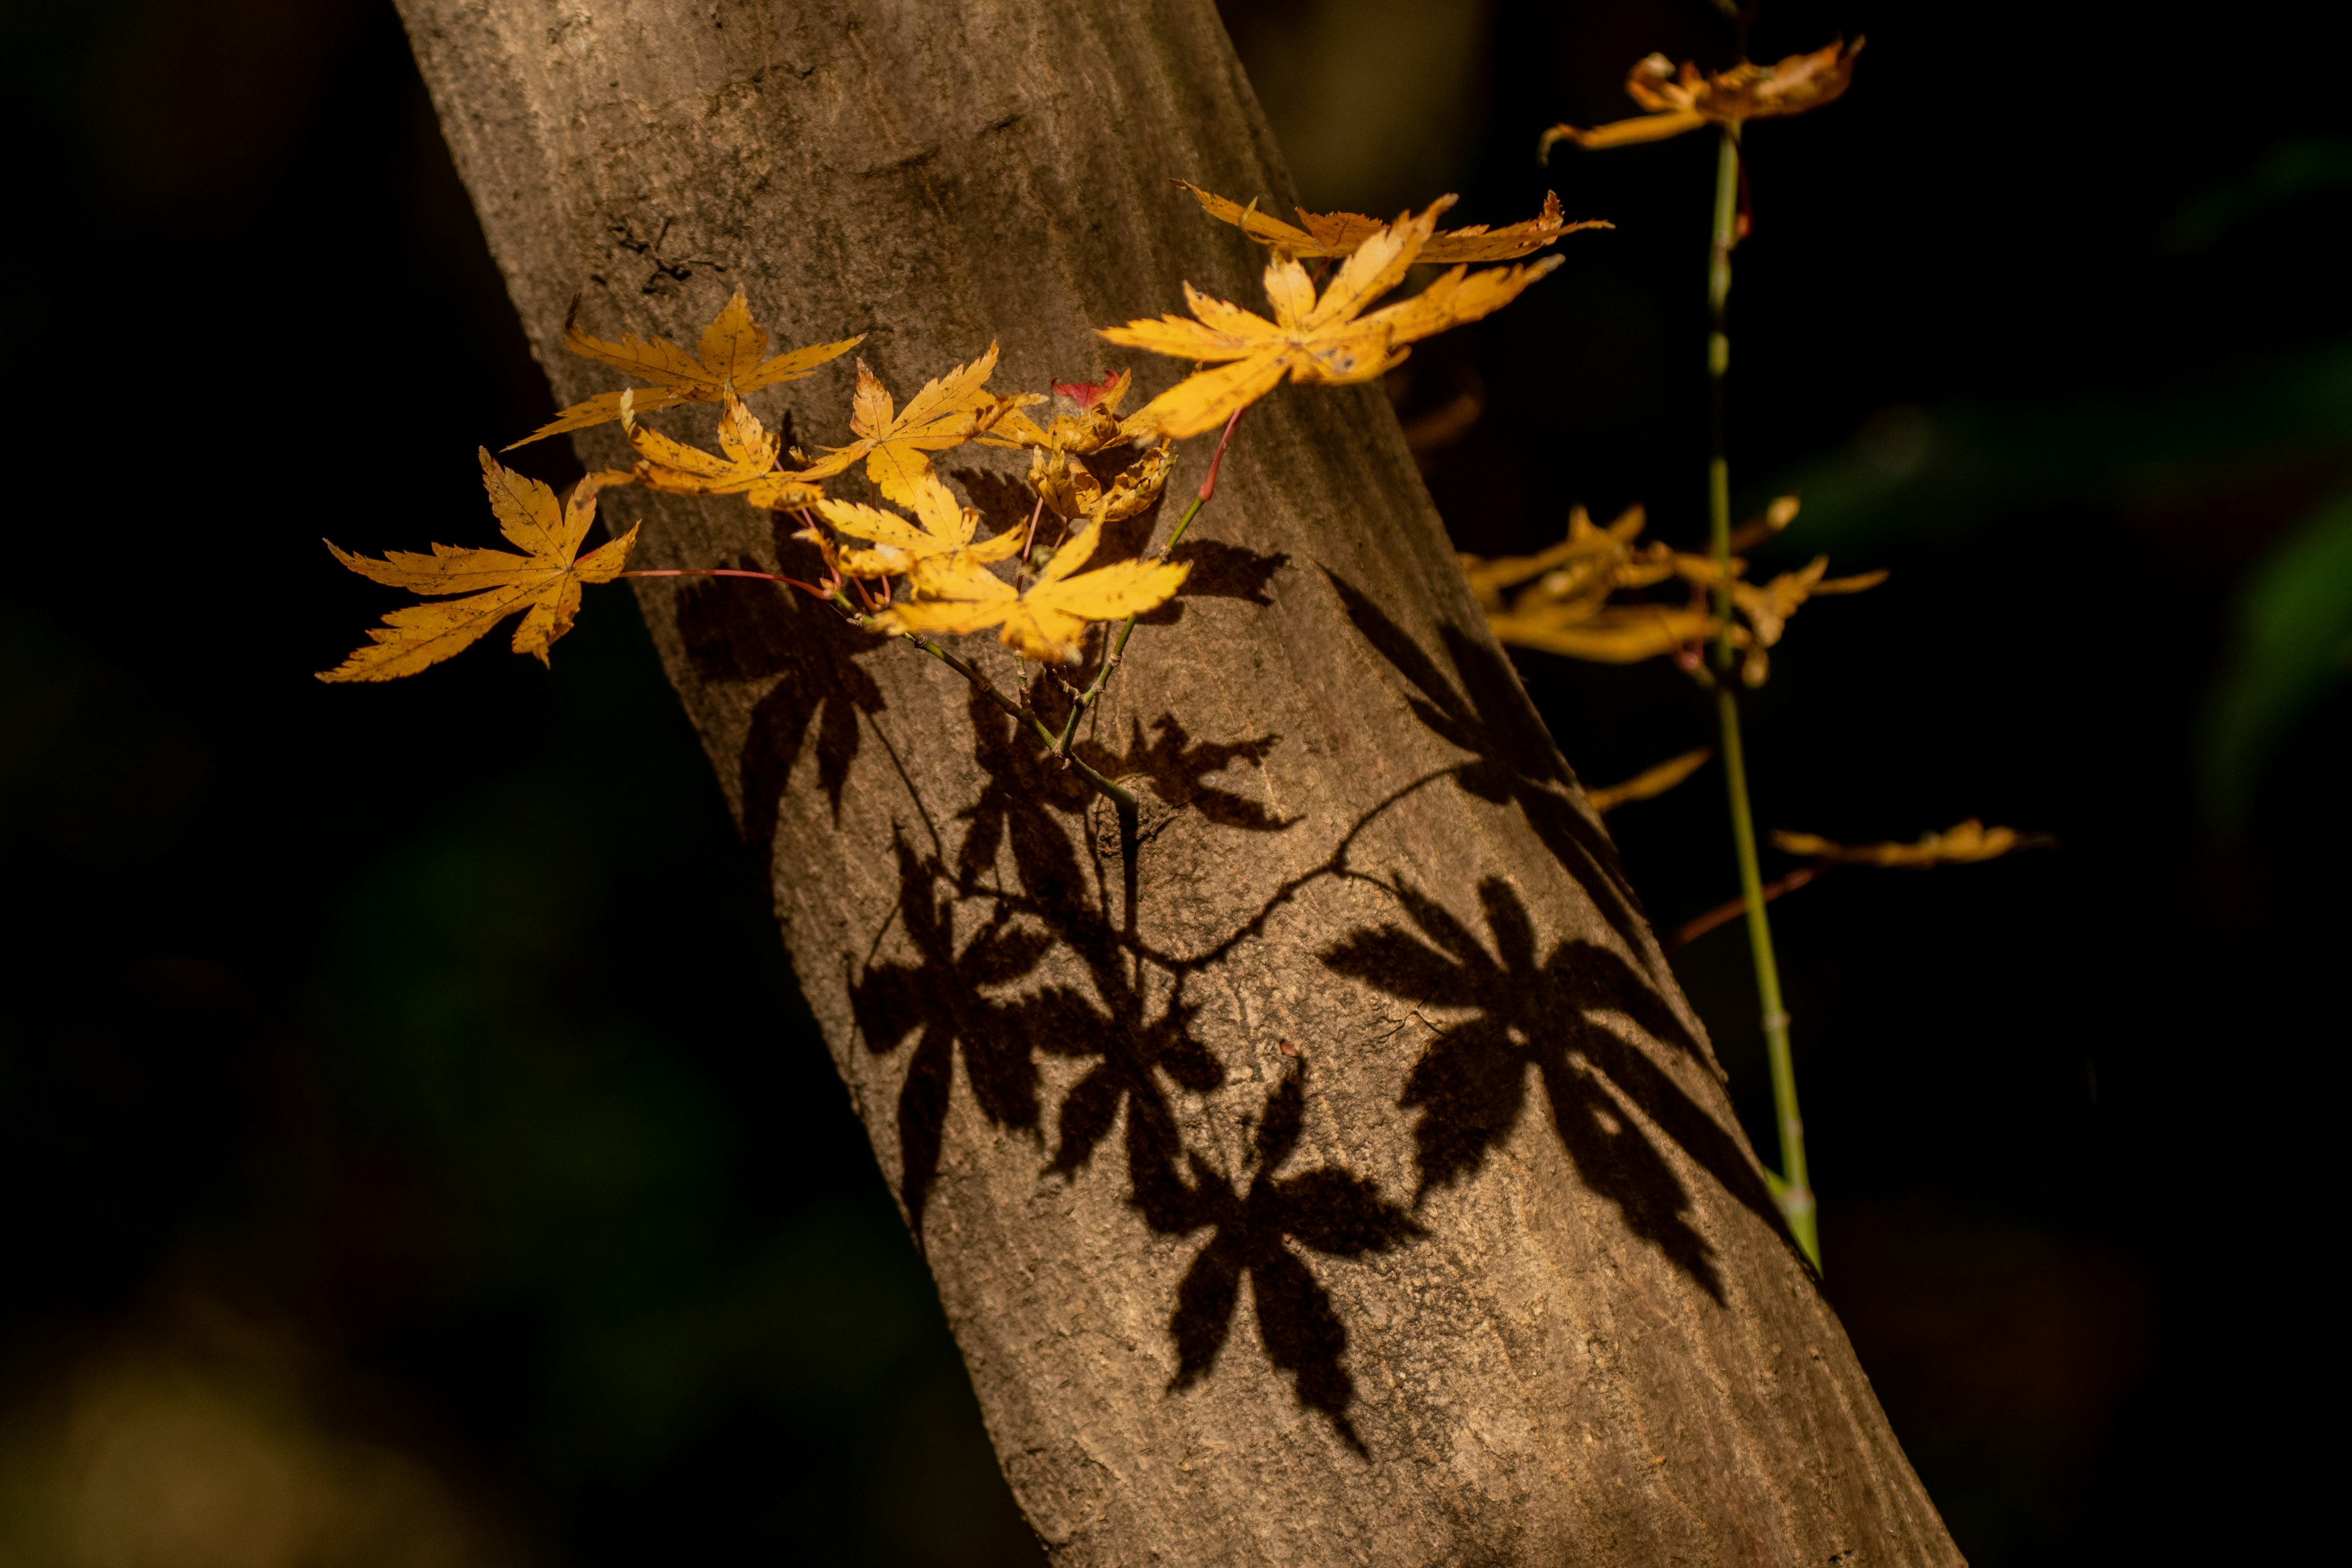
[1137,539,1291,626]
[674,552,885,864]
[1324,878,1794,1300]
[1157,1063,1421,1453]
[851,834,1057,1234]
[1323,568,1662,994]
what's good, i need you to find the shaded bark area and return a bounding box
[394,2,1959,1563]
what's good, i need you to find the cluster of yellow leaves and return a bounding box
[1770,820,2056,868]
[325,175,1573,683]
[1178,183,1607,262]
[1466,505,1709,663]
[1541,38,1864,157]
[1103,196,1565,438]
[511,292,862,447]
[319,452,638,682]
[1463,499,1884,683]
[850,479,1191,664]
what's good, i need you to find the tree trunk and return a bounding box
[394,2,1960,1562]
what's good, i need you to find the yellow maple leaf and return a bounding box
[1770,819,2056,869]
[320,452,638,682]
[1101,197,1561,439]
[982,369,1142,456]
[1542,38,1864,157]
[617,389,828,511]
[508,292,863,447]
[1178,183,1608,262]
[1586,748,1713,813]
[871,518,1189,663]
[817,472,1024,584]
[818,344,1034,507]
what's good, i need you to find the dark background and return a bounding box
[2,0,2345,1562]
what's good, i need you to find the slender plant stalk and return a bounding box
[1705,124,1819,1269]
[1054,407,1244,754]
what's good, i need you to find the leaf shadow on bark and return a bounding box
[1158,1062,1422,1454]
[845,671,1433,1444]
[856,686,1298,1238]
[1324,876,1795,1303]
[1322,567,1663,986]
[672,548,887,864]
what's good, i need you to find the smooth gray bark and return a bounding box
[394,2,1961,1563]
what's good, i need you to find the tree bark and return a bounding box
[394,2,1960,1563]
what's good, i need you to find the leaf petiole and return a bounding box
[1052,406,1246,756]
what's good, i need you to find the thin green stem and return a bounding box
[818,583,1133,809]
[1706,123,1819,1270]
[898,628,1136,809]
[1054,407,1243,755]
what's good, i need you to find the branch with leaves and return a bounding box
[319,194,1587,817]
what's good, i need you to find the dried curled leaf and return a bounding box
[817,472,1023,584]
[510,292,862,447]
[1541,37,1863,157]
[820,344,1034,506]
[619,390,827,511]
[320,452,638,682]
[1770,819,2057,869]
[1102,197,1560,438]
[983,369,1142,455]
[1179,183,1608,262]
[1033,440,1176,524]
[1586,748,1712,813]
[871,518,1189,664]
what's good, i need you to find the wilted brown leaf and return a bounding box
[1541,38,1863,157]
[1179,183,1608,262]
[320,452,638,681]
[1033,440,1175,524]
[982,369,1142,456]
[509,291,862,447]
[1101,197,1561,438]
